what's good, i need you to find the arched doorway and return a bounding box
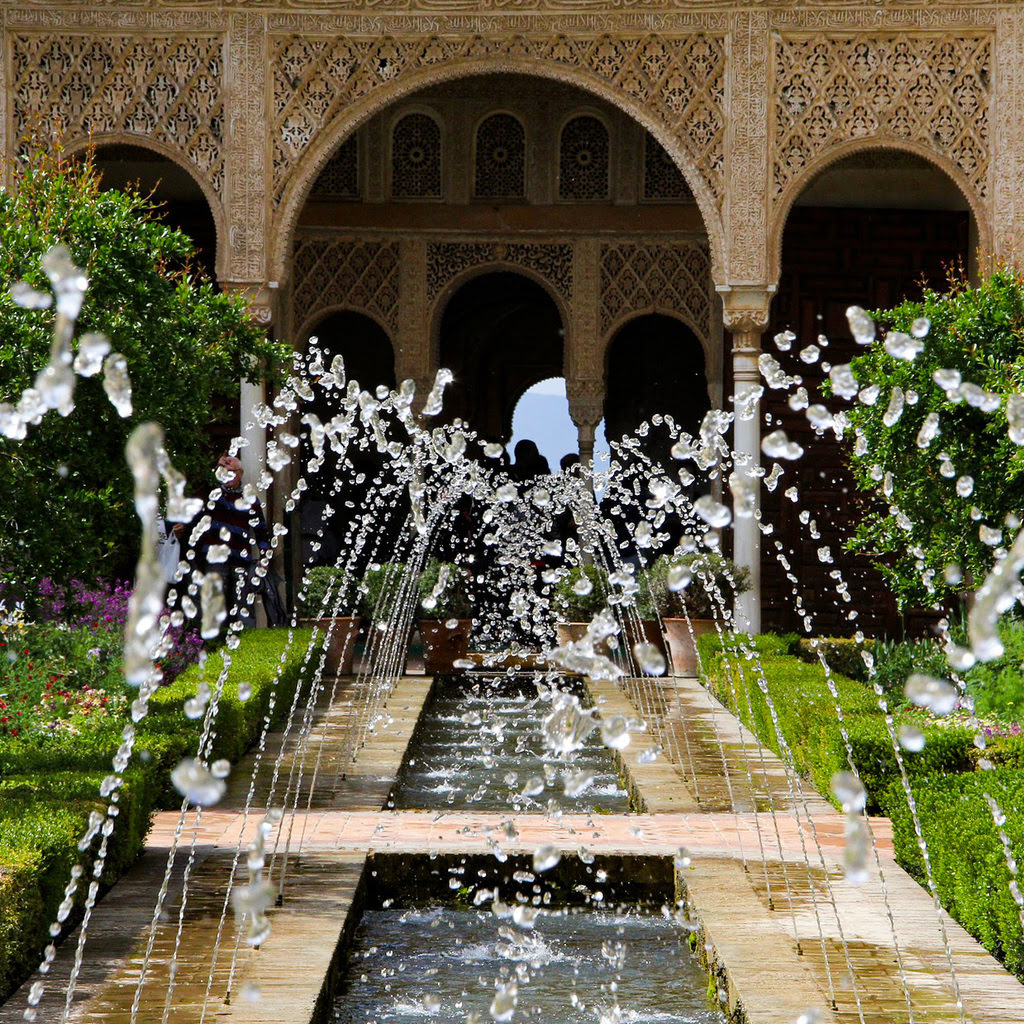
[301,311,398,569]
[87,144,218,280]
[604,313,709,454]
[764,148,976,636]
[437,272,564,444]
[603,313,709,550]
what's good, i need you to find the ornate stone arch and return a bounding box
[271,52,727,286]
[296,303,395,353]
[768,138,991,285]
[65,135,228,280]
[428,258,571,374]
[602,307,710,373]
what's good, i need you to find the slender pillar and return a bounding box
[567,378,605,481]
[721,294,772,634]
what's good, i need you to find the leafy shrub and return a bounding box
[796,637,871,682]
[870,636,949,699]
[701,644,973,812]
[416,560,473,620]
[0,149,288,589]
[0,627,313,1000]
[297,566,360,618]
[845,268,1024,609]
[0,767,155,1000]
[143,627,314,771]
[648,552,750,619]
[886,769,1024,979]
[963,617,1024,722]
[552,565,609,622]
[360,562,412,623]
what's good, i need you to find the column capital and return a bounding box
[566,377,605,429]
[717,284,774,339]
[221,281,277,327]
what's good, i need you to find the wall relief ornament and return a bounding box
[270,31,725,208]
[427,242,573,304]
[292,237,401,336]
[773,32,991,207]
[11,32,225,196]
[600,242,711,341]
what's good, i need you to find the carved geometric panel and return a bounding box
[474,113,526,200]
[600,243,711,340]
[271,33,725,207]
[392,113,442,199]
[310,135,358,200]
[427,242,573,304]
[11,33,225,196]
[774,34,991,203]
[559,116,610,201]
[293,238,401,334]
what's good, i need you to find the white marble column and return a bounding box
[721,294,772,634]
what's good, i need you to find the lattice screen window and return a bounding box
[391,113,442,199]
[642,136,693,202]
[474,113,526,199]
[310,136,359,200]
[559,116,610,201]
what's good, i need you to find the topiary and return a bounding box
[647,551,751,620]
[416,559,473,620]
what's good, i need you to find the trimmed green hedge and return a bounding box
[700,635,974,813]
[0,627,314,1002]
[886,769,1024,979]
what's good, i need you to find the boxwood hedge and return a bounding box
[886,769,1024,979]
[0,627,314,1002]
[698,633,974,814]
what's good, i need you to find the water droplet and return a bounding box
[830,771,866,814]
[632,641,666,676]
[911,317,931,339]
[882,387,904,428]
[694,495,732,528]
[897,725,925,752]
[101,353,132,417]
[532,845,561,872]
[761,429,803,460]
[600,714,631,750]
[883,330,924,361]
[846,306,875,345]
[904,673,957,715]
[171,758,226,806]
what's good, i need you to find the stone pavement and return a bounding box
[2,668,1022,1024]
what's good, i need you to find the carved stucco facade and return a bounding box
[3,0,1020,628]
[4,3,1014,311]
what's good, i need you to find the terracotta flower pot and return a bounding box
[554,622,611,658]
[418,618,472,674]
[628,619,668,659]
[662,618,717,676]
[316,615,361,675]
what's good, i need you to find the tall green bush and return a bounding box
[844,268,1024,608]
[0,149,288,591]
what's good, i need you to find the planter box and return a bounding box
[418,618,472,674]
[314,615,361,675]
[663,617,717,676]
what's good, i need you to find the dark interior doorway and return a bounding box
[438,272,563,444]
[761,205,970,637]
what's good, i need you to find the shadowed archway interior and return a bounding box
[438,272,564,444]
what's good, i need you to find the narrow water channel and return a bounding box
[389,675,631,813]
[332,904,724,1024]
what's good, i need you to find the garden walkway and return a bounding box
[2,670,1022,1024]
